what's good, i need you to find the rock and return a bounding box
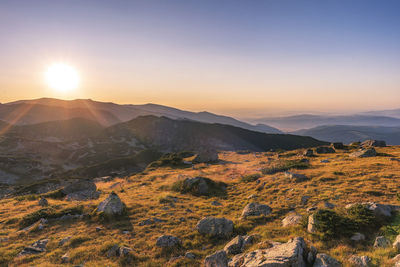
[307,207,318,212]
[229,237,307,267]
[361,139,386,148]
[211,201,222,206]
[139,218,165,226]
[241,202,272,218]
[324,202,335,209]
[59,236,72,246]
[350,233,365,242]
[106,244,120,257]
[393,254,400,267]
[205,250,228,267]
[282,212,303,227]
[307,214,317,233]
[316,146,335,154]
[97,192,125,217]
[307,246,317,264]
[61,253,70,263]
[394,235,400,252]
[156,235,181,248]
[119,247,132,257]
[301,196,311,205]
[196,217,234,237]
[38,197,48,207]
[182,177,226,196]
[349,255,371,267]
[193,149,219,163]
[313,253,341,267]
[62,179,100,200]
[304,149,314,157]
[345,202,393,217]
[19,239,49,256]
[331,142,344,149]
[185,252,196,259]
[320,160,330,163]
[350,148,377,158]
[374,236,390,248]
[247,194,257,199]
[224,235,245,255]
[285,172,309,182]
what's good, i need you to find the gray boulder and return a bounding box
[361,139,386,148]
[331,142,344,149]
[285,172,309,182]
[350,148,377,158]
[205,250,228,267]
[38,197,48,207]
[241,202,272,218]
[349,255,371,267]
[282,212,303,227]
[156,235,181,248]
[19,239,49,256]
[307,214,318,233]
[316,146,335,154]
[193,149,219,163]
[97,192,125,217]
[224,235,255,255]
[181,177,226,196]
[304,149,314,157]
[196,217,234,237]
[394,234,400,252]
[345,202,393,217]
[229,237,307,267]
[62,179,100,200]
[350,233,365,242]
[374,236,390,248]
[313,253,341,267]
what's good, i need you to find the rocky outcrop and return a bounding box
[181,177,226,196]
[38,197,48,206]
[361,139,386,148]
[307,214,317,233]
[316,146,335,154]
[282,212,303,227]
[224,235,255,255]
[241,202,272,218]
[193,149,219,163]
[349,255,371,267]
[229,237,307,267]
[394,235,400,252]
[196,217,234,237]
[285,172,309,182]
[156,235,181,248]
[62,179,100,200]
[350,148,377,158]
[313,253,341,267]
[97,192,125,217]
[19,239,49,256]
[304,149,314,157]
[374,236,390,248]
[205,250,228,267]
[345,202,396,217]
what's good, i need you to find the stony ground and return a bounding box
[1,145,400,266]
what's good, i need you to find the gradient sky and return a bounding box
[1,0,400,117]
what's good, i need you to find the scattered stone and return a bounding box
[324,202,335,209]
[282,212,303,227]
[304,149,314,157]
[185,252,196,259]
[331,142,344,149]
[211,201,222,206]
[316,146,336,154]
[204,250,228,267]
[350,148,377,158]
[19,239,49,256]
[119,246,132,257]
[61,253,70,263]
[394,234,400,252]
[97,192,125,217]
[59,236,72,246]
[285,172,309,182]
[307,214,317,233]
[313,253,341,267]
[193,149,219,163]
[349,255,371,267]
[196,217,234,237]
[361,139,386,148]
[350,233,365,242]
[62,179,100,200]
[229,237,307,267]
[38,197,48,207]
[320,159,330,163]
[374,236,391,248]
[241,202,272,218]
[156,235,181,248]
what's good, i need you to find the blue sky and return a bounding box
[1,0,399,116]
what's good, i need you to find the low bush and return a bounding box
[261,159,310,175]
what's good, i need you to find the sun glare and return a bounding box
[45,63,79,92]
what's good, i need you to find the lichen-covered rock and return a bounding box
[205,250,228,267]
[349,255,371,267]
[193,149,219,163]
[374,236,390,248]
[196,217,234,237]
[345,202,394,217]
[361,139,386,148]
[229,237,307,267]
[350,148,377,158]
[97,192,125,217]
[307,214,317,233]
[19,239,49,256]
[241,202,272,218]
[313,253,341,267]
[62,179,100,200]
[282,212,303,227]
[156,235,181,248]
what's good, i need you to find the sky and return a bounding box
[1,0,400,117]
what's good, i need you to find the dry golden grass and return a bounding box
[1,146,400,266]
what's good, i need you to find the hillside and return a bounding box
[4,98,282,134]
[1,145,400,266]
[293,125,400,145]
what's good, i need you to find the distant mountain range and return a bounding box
[1,98,281,134]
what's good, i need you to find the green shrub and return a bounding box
[241,173,262,183]
[346,204,380,231]
[261,160,310,175]
[171,177,227,197]
[313,209,355,239]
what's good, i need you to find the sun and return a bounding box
[45,63,79,92]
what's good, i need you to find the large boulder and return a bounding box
[180,177,226,196]
[196,217,234,237]
[350,148,377,158]
[61,179,100,200]
[282,212,303,227]
[241,202,272,218]
[313,253,341,267]
[316,146,335,154]
[345,202,394,217]
[285,172,309,182]
[361,140,386,148]
[374,236,390,248]
[205,250,228,267]
[229,237,307,267]
[307,214,318,233]
[193,149,219,163]
[331,142,344,149]
[224,235,255,255]
[349,255,371,267]
[97,192,125,217]
[156,235,181,248]
[394,234,400,252]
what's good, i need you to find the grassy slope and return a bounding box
[1,146,400,266]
